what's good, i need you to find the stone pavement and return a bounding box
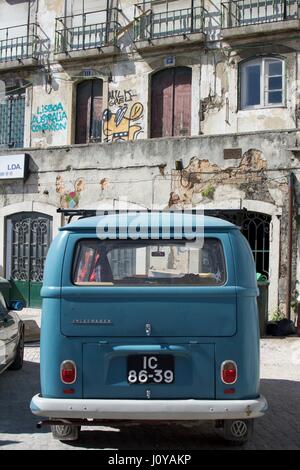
[0,338,299,450]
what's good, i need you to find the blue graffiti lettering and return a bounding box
[31,102,68,133]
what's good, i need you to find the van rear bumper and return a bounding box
[31,394,267,421]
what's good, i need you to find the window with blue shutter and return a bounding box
[0,90,25,148]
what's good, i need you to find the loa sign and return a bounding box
[0,154,28,180]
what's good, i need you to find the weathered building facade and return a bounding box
[0,0,299,316]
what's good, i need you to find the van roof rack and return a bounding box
[57,209,98,222]
[57,208,248,224]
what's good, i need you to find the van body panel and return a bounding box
[60,287,237,337]
[40,299,83,398]
[82,343,215,399]
[60,232,237,338]
[33,214,266,427]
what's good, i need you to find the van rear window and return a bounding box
[73,239,226,286]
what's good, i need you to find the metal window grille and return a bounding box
[206,210,271,278]
[6,213,52,283]
[0,93,25,148]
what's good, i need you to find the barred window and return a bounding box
[0,86,25,149]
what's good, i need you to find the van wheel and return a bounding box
[9,329,24,371]
[223,419,254,445]
[51,424,80,442]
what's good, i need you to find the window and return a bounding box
[73,238,226,286]
[0,86,25,148]
[240,57,284,109]
[75,79,103,144]
[151,67,192,138]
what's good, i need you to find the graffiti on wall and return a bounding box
[56,176,85,209]
[108,89,138,107]
[102,102,144,142]
[31,102,68,133]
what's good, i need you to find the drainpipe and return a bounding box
[105,0,110,45]
[191,0,194,33]
[286,172,294,320]
[27,0,31,56]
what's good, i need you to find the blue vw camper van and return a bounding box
[30,211,267,444]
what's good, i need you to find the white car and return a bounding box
[0,291,24,375]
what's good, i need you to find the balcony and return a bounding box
[0,23,48,72]
[221,0,300,41]
[55,8,120,61]
[133,1,205,51]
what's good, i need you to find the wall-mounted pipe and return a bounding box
[286,172,294,320]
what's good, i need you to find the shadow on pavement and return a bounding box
[0,359,45,440]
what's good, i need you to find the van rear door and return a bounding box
[60,233,236,399]
[60,234,236,338]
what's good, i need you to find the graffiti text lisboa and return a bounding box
[31,102,68,133]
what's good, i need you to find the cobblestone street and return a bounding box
[0,338,299,450]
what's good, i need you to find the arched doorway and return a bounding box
[206,209,271,278]
[151,67,192,138]
[5,212,52,307]
[75,79,103,144]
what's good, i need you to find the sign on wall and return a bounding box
[0,154,28,180]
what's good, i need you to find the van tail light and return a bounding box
[60,360,77,384]
[221,361,237,385]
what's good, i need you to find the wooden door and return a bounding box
[75,79,103,144]
[151,68,174,138]
[151,67,191,138]
[173,67,192,137]
[90,79,103,142]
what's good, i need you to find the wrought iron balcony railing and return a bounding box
[55,8,120,54]
[0,23,47,63]
[134,2,204,41]
[221,0,300,29]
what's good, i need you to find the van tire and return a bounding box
[51,424,80,441]
[8,329,24,371]
[223,419,254,445]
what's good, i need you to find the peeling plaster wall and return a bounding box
[1,0,299,147]
[1,131,297,209]
[0,131,298,316]
[200,51,297,135]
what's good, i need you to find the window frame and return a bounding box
[74,78,103,145]
[240,57,285,110]
[71,237,228,288]
[150,66,192,138]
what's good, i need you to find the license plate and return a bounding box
[127,354,174,384]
